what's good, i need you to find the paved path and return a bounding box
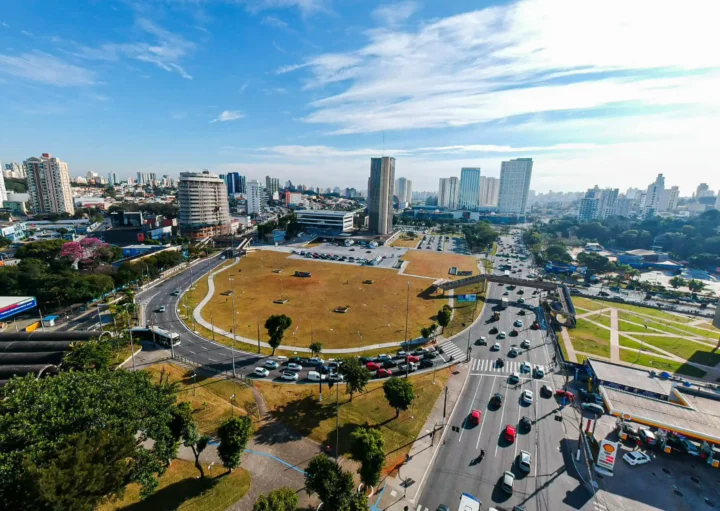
[609,308,620,362]
[560,326,579,363]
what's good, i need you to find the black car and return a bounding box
[495,358,504,368]
[419,359,434,369]
[489,326,499,334]
[423,351,438,360]
[382,359,397,369]
[358,357,372,365]
[520,416,532,431]
[318,365,331,374]
[288,356,303,365]
[475,338,487,346]
[491,393,504,407]
[518,310,526,316]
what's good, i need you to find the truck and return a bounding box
[501,297,509,309]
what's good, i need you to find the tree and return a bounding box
[24,429,137,511]
[171,402,211,478]
[545,243,572,264]
[420,326,431,341]
[349,427,385,488]
[669,276,687,289]
[304,454,355,510]
[383,377,415,418]
[309,342,323,358]
[15,239,69,263]
[217,416,252,473]
[62,340,114,371]
[437,305,452,334]
[253,487,299,511]
[339,357,371,401]
[265,314,293,355]
[688,279,706,292]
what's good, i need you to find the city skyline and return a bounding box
[1,1,717,193]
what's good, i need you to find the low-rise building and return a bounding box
[295,210,354,233]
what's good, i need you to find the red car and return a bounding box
[406,355,420,363]
[469,409,482,425]
[556,389,575,401]
[530,321,540,330]
[504,425,517,443]
[377,368,393,378]
[366,362,380,371]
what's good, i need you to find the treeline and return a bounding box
[462,221,499,252]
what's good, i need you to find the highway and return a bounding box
[414,232,595,511]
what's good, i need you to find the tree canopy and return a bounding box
[217,416,252,473]
[349,427,385,488]
[383,377,415,418]
[253,487,299,511]
[265,314,293,355]
[339,357,371,401]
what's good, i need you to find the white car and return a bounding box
[522,390,534,404]
[518,450,532,472]
[521,339,531,349]
[328,373,344,382]
[492,342,501,351]
[157,305,166,313]
[253,367,270,377]
[281,371,299,381]
[521,361,532,373]
[264,360,279,369]
[287,363,303,371]
[623,451,652,466]
[534,365,546,378]
[510,346,519,357]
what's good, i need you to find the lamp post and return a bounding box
[228,277,237,377]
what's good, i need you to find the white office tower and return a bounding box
[368,157,395,234]
[24,153,75,215]
[246,180,262,215]
[497,158,533,215]
[696,183,712,198]
[658,186,680,212]
[395,177,412,205]
[458,168,481,210]
[438,177,459,209]
[644,174,665,215]
[265,176,280,198]
[0,172,7,206]
[178,171,231,239]
[479,176,499,207]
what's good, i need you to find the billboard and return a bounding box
[0,296,38,321]
[457,294,477,302]
[595,439,619,477]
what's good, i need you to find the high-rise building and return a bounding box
[395,177,412,205]
[0,171,7,206]
[24,153,75,215]
[658,186,680,212]
[3,161,25,179]
[178,171,231,239]
[644,174,665,215]
[497,158,533,215]
[458,167,481,210]
[265,176,280,199]
[616,196,634,217]
[246,180,262,215]
[577,195,600,222]
[368,157,395,234]
[107,172,118,187]
[577,186,619,221]
[696,183,712,198]
[479,176,499,207]
[438,177,459,209]
[226,172,245,196]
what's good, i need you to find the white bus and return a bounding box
[458,493,481,511]
[130,326,181,347]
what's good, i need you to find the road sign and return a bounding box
[595,439,619,477]
[457,294,477,303]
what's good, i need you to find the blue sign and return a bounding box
[457,294,477,303]
[0,296,38,321]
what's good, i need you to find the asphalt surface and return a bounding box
[415,232,596,511]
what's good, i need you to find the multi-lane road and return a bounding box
[414,233,595,511]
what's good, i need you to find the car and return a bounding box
[423,351,437,360]
[503,291,509,296]
[521,361,532,373]
[530,321,540,330]
[514,319,523,327]
[318,365,332,374]
[254,367,270,377]
[501,470,515,494]
[396,350,408,357]
[521,339,531,349]
[366,362,381,371]
[489,326,499,334]
[307,371,325,381]
[376,354,391,362]
[504,425,517,442]
[377,368,392,378]
[520,416,532,431]
[469,409,482,425]
[555,389,574,401]
[518,298,525,304]
[581,403,605,416]
[436,506,450,511]
[680,438,700,456]
[533,365,545,378]
[419,359,434,369]
[406,355,420,363]
[491,393,504,407]
[623,451,652,466]
[518,450,532,472]
[508,372,520,384]
[264,360,279,369]
[522,390,534,404]
[476,336,487,346]
[287,363,303,371]
[349,248,355,251]
[518,309,526,316]
[328,373,345,382]
[170,290,181,296]
[510,329,519,337]
[382,359,397,368]
[281,371,299,381]
[639,428,657,446]
[498,331,507,339]
[517,289,524,294]
[157,305,166,313]
[495,358,505,368]
[492,342,501,351]
[509,346,519,357]
[366,250,372,253]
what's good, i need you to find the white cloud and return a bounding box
[244,0,326,16]
[0,51,97,86]
[239,81,249,94]
[279,0,720,134]
[211,110,244,123]
[262,16,289,29]
[372,1,418,26]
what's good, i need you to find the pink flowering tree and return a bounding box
[60,238,110,269]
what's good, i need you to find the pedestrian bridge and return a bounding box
[432,274,576,327]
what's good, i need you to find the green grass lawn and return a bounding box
[617,311,719,340]
[610,301,696,323]
[618,350,707,378]
[98,460,251,511]
[568,319,611,358]
[585,313,612,328]
[627,334,720,367]
[570,297,607,311]
[618,335,665,356]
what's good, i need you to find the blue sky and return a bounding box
[1,0,718,193]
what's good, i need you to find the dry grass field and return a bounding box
[204,250,448,349]
[401,250,478,280]
[390,235,421,248]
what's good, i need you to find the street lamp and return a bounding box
[228,278,237,377]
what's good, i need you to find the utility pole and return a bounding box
[127,304,136,371]
[404,281,410,346]
[257,321,261,353]
[335,380,340,460]
[228,281,237,377]
[443,386,448,426]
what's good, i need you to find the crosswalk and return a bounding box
[438,342,465,360]
[469,357,528,374]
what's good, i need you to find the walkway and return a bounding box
[609,308,620,362]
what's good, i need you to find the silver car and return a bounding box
[518,450,532,472]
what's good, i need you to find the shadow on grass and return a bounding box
[255,395,336,444]
[121,475,219,511]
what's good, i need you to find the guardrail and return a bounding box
[173,354,254,387]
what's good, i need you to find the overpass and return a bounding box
[432,274,577,327]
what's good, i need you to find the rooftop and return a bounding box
[624,249,659,257]
[588,358,674,396]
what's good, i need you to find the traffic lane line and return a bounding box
[494,378,510,457]
[475,375,496,450]
[458,375,484,443]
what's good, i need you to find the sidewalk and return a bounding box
[370,361,471,510]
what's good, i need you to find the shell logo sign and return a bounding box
[595,439,619,477]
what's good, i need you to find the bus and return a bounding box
[458,493,481,511]
[130,326,181,347]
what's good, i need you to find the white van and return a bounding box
[307,371,325,382]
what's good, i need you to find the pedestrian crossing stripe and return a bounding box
[469,357,529,374]
[437,343,465,361]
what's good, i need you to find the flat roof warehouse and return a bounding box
[586,359,720,445]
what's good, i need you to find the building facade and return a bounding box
[458,167,481,210]
[178,171,231,239]
[479,176,499,207]
[368,157,395,234]
[395,177,412,205]
[438,177,459,209]
[497,158,533,215]
[265,176,280,200]
[246,180,262,215]
[295,210,354,233]
[3,161,25,179]
[24,153,75,215]
[644,174,665,216]
[227,172,245,195]
[658,186,680,212]
[0,172,7,206]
